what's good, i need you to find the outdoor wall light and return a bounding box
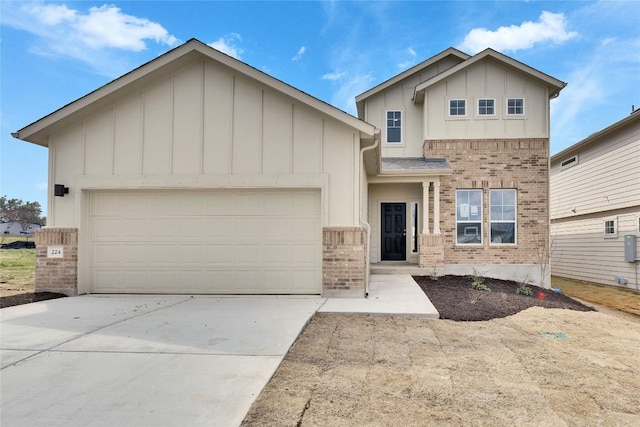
[54,184,69,197]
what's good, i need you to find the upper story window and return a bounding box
[507,98,525,115]
[449,99,466,117]
[456,189,482,244]
[477,98,495,116]
[386,110,402,143]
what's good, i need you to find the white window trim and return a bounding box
[604,218,617,238]
[476,98,496,117]
[489,189,517,246]
[506,98,525,116]
[456,189,483,245]
[448,98,468,119]
[385,109,404,145]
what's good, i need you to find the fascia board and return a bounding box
[355,47,470,104]
[15,39,374,146]
[415,49,566,98]
[551,110,640,163]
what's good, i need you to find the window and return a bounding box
[456,190,482,244]
[507,98,525,115]
[561,155,578,169]
[411,202,419,253]
[449,99,466,116]
[604,219,617,237]
[490,189,517,244]
[477,98,495,116]
[386,110,402,143]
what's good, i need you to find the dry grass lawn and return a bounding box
[552,276,640,317]
[242,309,640,426]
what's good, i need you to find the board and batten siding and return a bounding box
[361,56,463,159]
[422,59,549,142]
[48,58,360,227]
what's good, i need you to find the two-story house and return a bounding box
[358,48,565,288]
[550,110,640,290]
[12,39,564,297]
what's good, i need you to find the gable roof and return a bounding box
[355,47,470,118]
[551,109,640,163]
[413,48,566,103]
[13,38,375,146]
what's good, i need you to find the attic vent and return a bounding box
[561,155,578,169]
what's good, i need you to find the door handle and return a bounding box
[402,229,406,237]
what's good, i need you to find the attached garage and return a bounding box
[89,189,322,294]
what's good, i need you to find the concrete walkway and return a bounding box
[320,274,439,317]
[0,275,435,426]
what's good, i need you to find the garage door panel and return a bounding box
[90,190,321,294]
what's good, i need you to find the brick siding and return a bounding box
[425,139,549,266]
[34,228,78,295]
[323,226,367,297]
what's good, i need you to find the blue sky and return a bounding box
[1,0,639,216]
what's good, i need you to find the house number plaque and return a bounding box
[47,246,64,258]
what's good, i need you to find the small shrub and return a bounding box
[516,275,533,296]
[470,268,491,292]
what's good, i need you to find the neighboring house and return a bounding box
[12,39,564,297]
[1,222,23,236]
[550,110,640,290]
[23,223,42,234]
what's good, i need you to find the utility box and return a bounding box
[625,234,637,262]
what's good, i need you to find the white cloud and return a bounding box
[1,1,180,76]
[208,33,243,59]
[398,47,417,69]
[459,11,578,54]
[321,71,347,81]
[292,46,306,61]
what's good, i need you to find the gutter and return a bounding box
[359,129,380,297]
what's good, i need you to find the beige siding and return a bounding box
[50,58,360,228]
[550,121,640,219]
[424,59,549,141]
[361,57,462,159]
[552,209,640,290]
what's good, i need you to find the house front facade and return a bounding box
[358,49,565,288]
[13,39,564,297]
[550,110,640,290]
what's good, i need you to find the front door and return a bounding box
[381,203,406,261]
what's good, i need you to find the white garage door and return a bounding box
[89,189,321,294]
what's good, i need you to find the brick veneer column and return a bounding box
[34,228,78,296]
[419,234,444,269]
[322,226,367,297]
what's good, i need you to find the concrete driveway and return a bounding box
[0,295,323,427]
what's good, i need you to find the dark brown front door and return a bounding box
[381,203,406,261]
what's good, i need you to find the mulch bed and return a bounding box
[414,275,595,321]
[1,292,67,309]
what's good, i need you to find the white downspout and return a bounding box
[359,129,380,297]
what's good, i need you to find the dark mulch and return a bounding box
[1,292,67,308]
[414,275,595,321]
